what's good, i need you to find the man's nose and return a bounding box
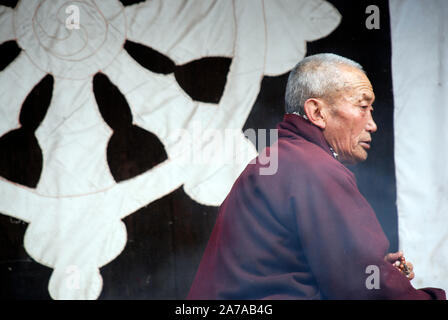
[366,114,377,133]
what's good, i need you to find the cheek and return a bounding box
[351,120,367,143]
[351,133,361,146]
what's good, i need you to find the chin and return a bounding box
[341,153,368,165]
[353,155,368,164]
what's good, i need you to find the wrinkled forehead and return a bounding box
[337,67,375,103]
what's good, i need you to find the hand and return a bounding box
[384,251,414,280]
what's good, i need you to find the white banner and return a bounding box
[0,0,340,299]
[390,0,448,292]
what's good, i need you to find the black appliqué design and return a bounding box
[124,40,231,104]
[119,0,146,6]
[0,40,21,71]
[0,74,54,187]
[0,0,18,8]
[93,72,168,182]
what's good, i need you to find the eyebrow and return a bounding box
[358,93,375,104]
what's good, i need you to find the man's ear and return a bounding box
[303,98,327,129]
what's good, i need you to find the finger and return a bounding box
[384,253,394,262]
[385,251,403,263]
[406,262,413,271]
[407,272,415,280]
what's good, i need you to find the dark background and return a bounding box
[0,0,396,299]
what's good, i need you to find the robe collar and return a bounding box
[277,113,338,160]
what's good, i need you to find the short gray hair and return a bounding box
[284,53,365,115]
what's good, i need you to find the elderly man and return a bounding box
[187,54,446,300]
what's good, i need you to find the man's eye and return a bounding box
[360,105,373,112]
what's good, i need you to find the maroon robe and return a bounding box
[187,114,446,300]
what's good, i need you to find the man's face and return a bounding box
[322,67,377,165]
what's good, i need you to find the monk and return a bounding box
[187,53,446,300]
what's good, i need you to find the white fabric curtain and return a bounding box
[390,0,448,292]
[0,0,340,299]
